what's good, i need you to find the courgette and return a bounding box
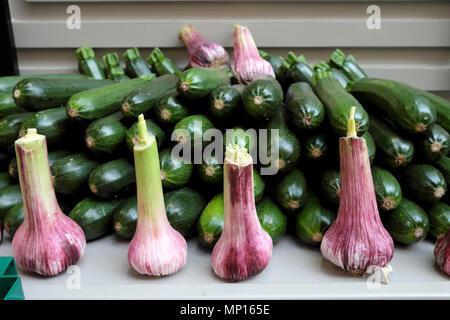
[4,202,24,237]
[0,73,87,94]
[0,93,24,117]
[285,52,314,85]
[197,193,224,248]
[102,53,129,81]
[258,50,290,88]
[372,166,402,211]
[255,197,288,243]
[0,112,33,149]
[304,134,328,161]
[196,153,223,185]
[123,48,153,78]
[328,49,367,81]
[76,46,105,79]
[0,185,21,220]
[148,48,181,76]
[362,131,376,164]
[434,156,450,184]
[85,112,127,154]
[126,118,166,151]
[208,85,243,122]
[177,67,230,100]
[417,124,449,161]
[159,148,193,189]
[173,114,215,149]
[321,170,340,206]
[253,168,265,203]
[275,169,307,213]
[153,92,190,128]
[427,202,450,238]
[113,196,138,239]
[416,89,450,131]
[313,60,350,89]
[401,164,447,203]
[0,172,11,190]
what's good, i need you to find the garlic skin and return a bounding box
[13,129,85,277]
[233,24,275,84]
[434,228,450,275]
[179,25,229,68]
[212,145,272,281]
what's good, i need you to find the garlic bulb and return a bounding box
[434,228,450,275]
[128,115,187,276]
[233,24,275,84]
[179,25,229,68]
[12,128,86,277]
[320,108,394,281]
[212,144,272,281]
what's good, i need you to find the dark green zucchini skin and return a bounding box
[0,93,24,117]
[385,198,429,245]
[295,191,336,246]
[321,170,340,206]
[0,185,21,220]
[102,53,130,81]
[208,85,242,122]
[88,158,136,199]
[123,48,153,78]
[153,93,189,128]
[275,169,307,213]
[85,112,127,154]
[351,78,437,134]
[0,172,11,189]
[19,107,70,146]
[196,154,223,185]
[51,153,99,195]
[253,168,266,203]
[159,148,193,189]
[177,67,230,100]
[0,73,88,94]
[434,156,450,185]
[256,197,288,243]
[173,114,215,149]
[242,76,283,121]
[4,202,24,237]
[285,53,314,85]
[13,78,113,110]
[427,202,450,238]
[314,74,369,136]
[113,196,138,239]
[126,118,166,151]
[197,193,224,248]
[372,166,402,212]
[121,74,178,118]
[285,82,325,130]
[164,187,206,236]
[328,68,350,89]
[401,164,447,204]
[369,116,414,168]
[304,134,328,161]
[69,197,123,241]
[76,46,105,79]
[417,89,450,131]
[417,124,449,161]
[362,131,376,164]
[0,113,33,150]
[258,50,290,88]
[328,50,368,82]
[148,48,181,76]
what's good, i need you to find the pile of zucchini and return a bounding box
[0,45,449,251]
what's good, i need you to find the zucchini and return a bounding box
[0,93,24,117]
[0,112,33,150]
[304,134,328,161]
[177,67,230,100]
[67,76,153,120]
[9,150,71,180]
[0,73,88,94]
[88,158,135,199]
[208,85,243,122]
[362,131,376,164]
[164,187,206,236]
[417,124,449,161]
[159,148,193,189]
[434,156,450,184]
[295,191,336,246]
[126,118,166,151]
[385,198,429,245]
[285,52,314,85]
[223,126,257,154]
[255,196,288,243]
[85,112,127,154]
[69,197,123,241]
[369,116,414,168]
[153,92,190,128]
[253,168,265,203]
[313,60,350,89]
[401,164,447,203]
[275,169,307,213]
[258,50,290,88]
[0,172,11,190]
[242,76,283,121]
[148,48,181,76]
[314,71,369,136]
[121,74,178,118]
[372,166,402,211]
[0,185,21,220]
[19,107,70,146]
[416,89,450,131]
[321,170,340,206]
[427,202,450,238]
[76,46,105,79]
[13,78,113,110]
[113,196,138,239]
[123,48,153,78]
[173,114,215,149]
[351,78,437,134]
[197,193,224,248]
[196,153,223,185]
[102,53,129,81]
[285,82,325,130]
[4,202,24,237]
[328,50,367,82]
[51,153,99,195]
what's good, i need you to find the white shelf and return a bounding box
[0,234,449,300]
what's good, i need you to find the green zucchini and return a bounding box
[255,197,288,243]
[9,150,71,180]
[208,85,243,122]
[76,46,105,79]
[67,76,153,120]
[177,67,230,100]
[285,82,325,130]
[275,169,307,213]
[242,75,283,121]
[351,78,437,134]
[253,168,266,203]
[321,170,340,206]
[362,131,376,164]
[148,48,181,76]
[172,114,215,149]
[85,112,127,154]
[88,158,135,199]
[0,172,11,189]
[434,156,450,184]
[159,148,193,189]
[123,48,153,78]
[4,202,24,237]
[427,202,450,238]
[314,71,369,136]
[369,116,414,168]
[121,74,178,118]
[401,164,447,203]
[69,197,123,241]
[416,89,450,131]
[223,126,257,154]
[0,93,24,117]
[0,112,33,149]
[196,153,223,185]
[164,187,206,236]
[372,166,402,211]
[258,50,290,88]
[197,193,224,248]
[313,60,350,89]
[19,107,70,146]
[126,118,166,151]
[295,191,336,246]
[113,196,138,239]
[328,50,367,82]
[153,92,190,128]
[51,153,99,194]
[385,198,429,245]
[0,185,21,220]
[13,78,113,110]
[304,134,328,161]
[285,52,314,85]
[417,124,449,161]
[102,53,129,81]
